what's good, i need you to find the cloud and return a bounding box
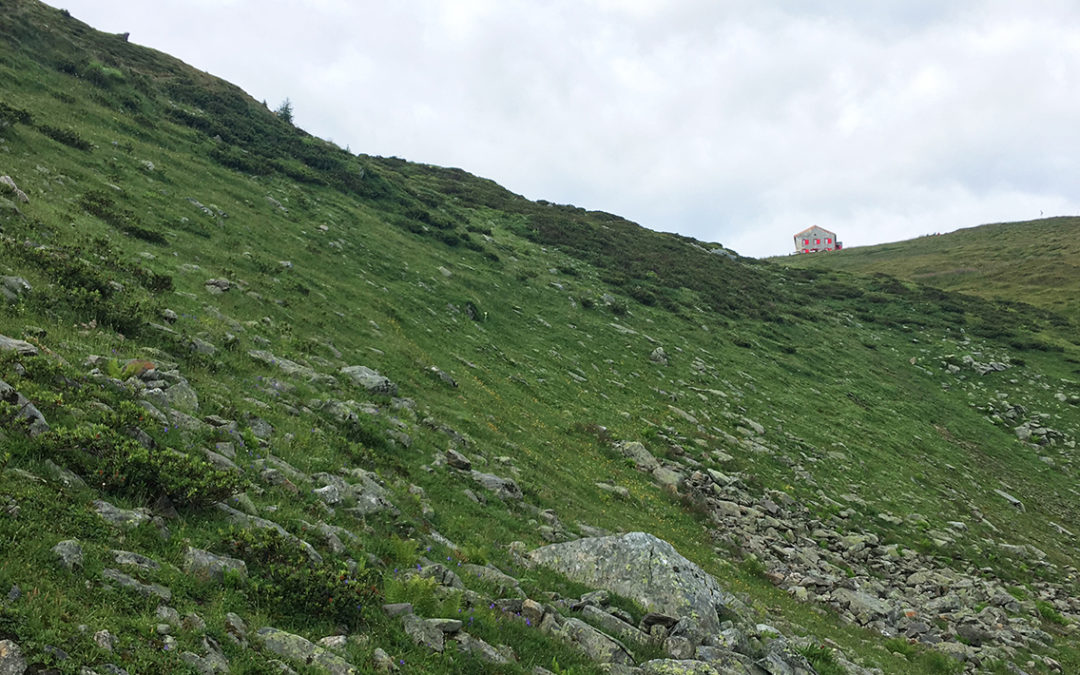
[56,1,1080,257]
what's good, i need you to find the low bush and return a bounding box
[36,123,93,150]
[222,526,379,627]
[41,418,243,508]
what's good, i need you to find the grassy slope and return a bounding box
[1,2,1079,673]
[774,218,1080,322]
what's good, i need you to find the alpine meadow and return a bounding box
[1,3,1079,674]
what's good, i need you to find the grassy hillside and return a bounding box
[775,218,1080,322]
[2,2,1079,674]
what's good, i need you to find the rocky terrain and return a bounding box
[2,2,1079,673]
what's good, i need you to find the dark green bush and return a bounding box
[0,102,32,126]
[221,526,379,627]
[36,123,92,150]
[42,418,243,508]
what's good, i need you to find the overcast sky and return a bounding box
[53,1,1080,257]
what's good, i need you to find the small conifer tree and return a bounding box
[274,98,293,124]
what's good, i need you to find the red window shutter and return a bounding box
[803,239,809,245]
[826,238,832,244]
[815,238,820,245]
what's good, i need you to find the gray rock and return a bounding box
[372,647,397,672]
[652,466,684,489]
[340,365,398,396]
[993,489,1025,511]
[101,568,171,602]
[313,484,342,505]
[470,471,523,500]
[454,632,510,664]
[402,614,445,652]
[204,278,231,294]
[52,539,84,571]
[460,564,524,596]
[182,547,247,585]
[0,176,29,203]
[111,550,160,572]
[249,350,321,382]
[189,337,217,356]
[580,605,650,646]
[556,618,634,664]
[650,347,669,365]
[0,277,30,304]
[255,627,357,674]
[445,449,472,470]
[0,639,27,675]
[530,532,732,636]
[163,380,200,413]
[618,441,660,472]
[202,448,240,473]
[640,659,728,674]
[0,378,49,436]
[92,500,152,529]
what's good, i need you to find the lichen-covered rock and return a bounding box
[0,639,27,675]
[454,632,509,664]
[52,539,84,571]
[617,441,660,472]
[401,614,445,652]
[640,659,727,675]
[556,618,635,664]
[93,499,152,529]
[102,568,171,602]
[255,627,357,675]
[183,547,248,585]
[469,470,523,501]
[530,532,733,636]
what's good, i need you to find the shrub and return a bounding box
[42,421,243,508]
[36,123,93,150]
[0,102,32,126]
[222,526,378,627]
[274,98,293,124]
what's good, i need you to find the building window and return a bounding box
[803,239,809,245]
[826,238,832,244]
[815,238,820,245]
[802,248,808,253]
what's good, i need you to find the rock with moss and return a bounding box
[0,639,27,675]
[183,547,247,585]
[530,532,734,638]
[255,627,357,675]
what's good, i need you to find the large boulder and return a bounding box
[530,532,733,637]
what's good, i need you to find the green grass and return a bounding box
[0,1,1079,673]
[775,217,1080,323]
